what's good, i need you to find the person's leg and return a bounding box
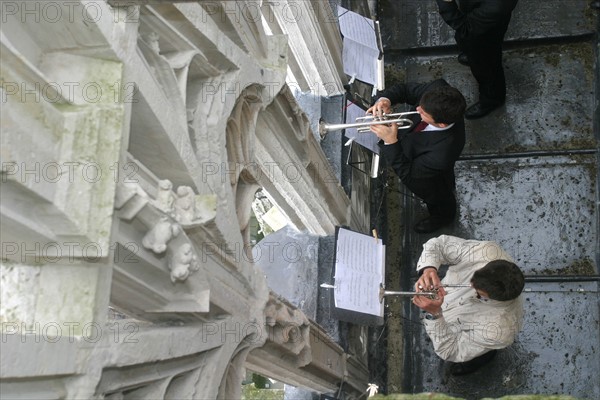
[462,23,511,119]
[426,194,457,221]
[403,174,457,233]
[469,39,505,107]
[450,349,498,375]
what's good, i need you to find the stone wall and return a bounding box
[0,1,370,398]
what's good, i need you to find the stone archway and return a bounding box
[225,87,265,258]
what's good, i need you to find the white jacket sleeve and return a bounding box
[416,235,485,273]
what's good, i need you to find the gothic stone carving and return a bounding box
[264,296,311,367]
[122,178,216,283]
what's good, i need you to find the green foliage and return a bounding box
[241,383,284,400]
[252,373,268,389]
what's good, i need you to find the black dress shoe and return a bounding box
[464,102,503,120]
[450,350,498,376]
[414,216,453,234]
[457,53,470,66]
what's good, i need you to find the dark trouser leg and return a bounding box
[403,173,457,220]
[426,196,457,220]
[450,349,498,376]
[467,39,506,107]
[457,21,511,107]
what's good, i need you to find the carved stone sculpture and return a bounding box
[142,217,181,254]
[142,31,161,54]
[167,242,199,283]
[155,179,175,215]
[173,186,195,224]
[264,297,311,367]
[173,186,217,227]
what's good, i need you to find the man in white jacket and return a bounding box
[412,235,525,375]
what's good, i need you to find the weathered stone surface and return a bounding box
[255,225,319,319]
[0,1,370,399]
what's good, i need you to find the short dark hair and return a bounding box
[419,86,466,124]
[471,260,525,301]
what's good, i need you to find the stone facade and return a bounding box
[1,1,369,398]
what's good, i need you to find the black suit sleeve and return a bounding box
[378,141,411,181]
[373,79,449,107]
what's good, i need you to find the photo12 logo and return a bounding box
[1,161,139,185]
[1,80,137,104]
[1,1,104,24]
[1,321,139,344]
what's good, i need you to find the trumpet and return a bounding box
[319,111,420,138]
[379,289,438,303]
[379,283,472,303]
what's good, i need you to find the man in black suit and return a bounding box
[435,0,519,119]
[367,79,466,233]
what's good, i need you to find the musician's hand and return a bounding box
[412,291,444,315]
[370,122,398,144]
[415,267,447,297]
[366,97,392,117]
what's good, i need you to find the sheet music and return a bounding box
[338,6,381,86]
[334,228,385,317]
[344,101,380,154]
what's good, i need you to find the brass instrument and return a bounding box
[379,283,472,303]
[319,111,420,138]
[379,289,438,303]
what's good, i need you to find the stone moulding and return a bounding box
[264,295,312,367]
[246,294,369,395]
[0,34,125,259]
[0,1,370,398]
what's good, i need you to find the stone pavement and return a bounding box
[375,0,599,398]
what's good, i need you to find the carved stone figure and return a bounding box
[264,297,311,367]
[173,186,196,224]
[142,217,181,254]
[155,179,175,215]
[167,242,199,283]
[171,186,217,227]
[142,31,161,54]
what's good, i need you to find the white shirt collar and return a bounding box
[423,122,454,132]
